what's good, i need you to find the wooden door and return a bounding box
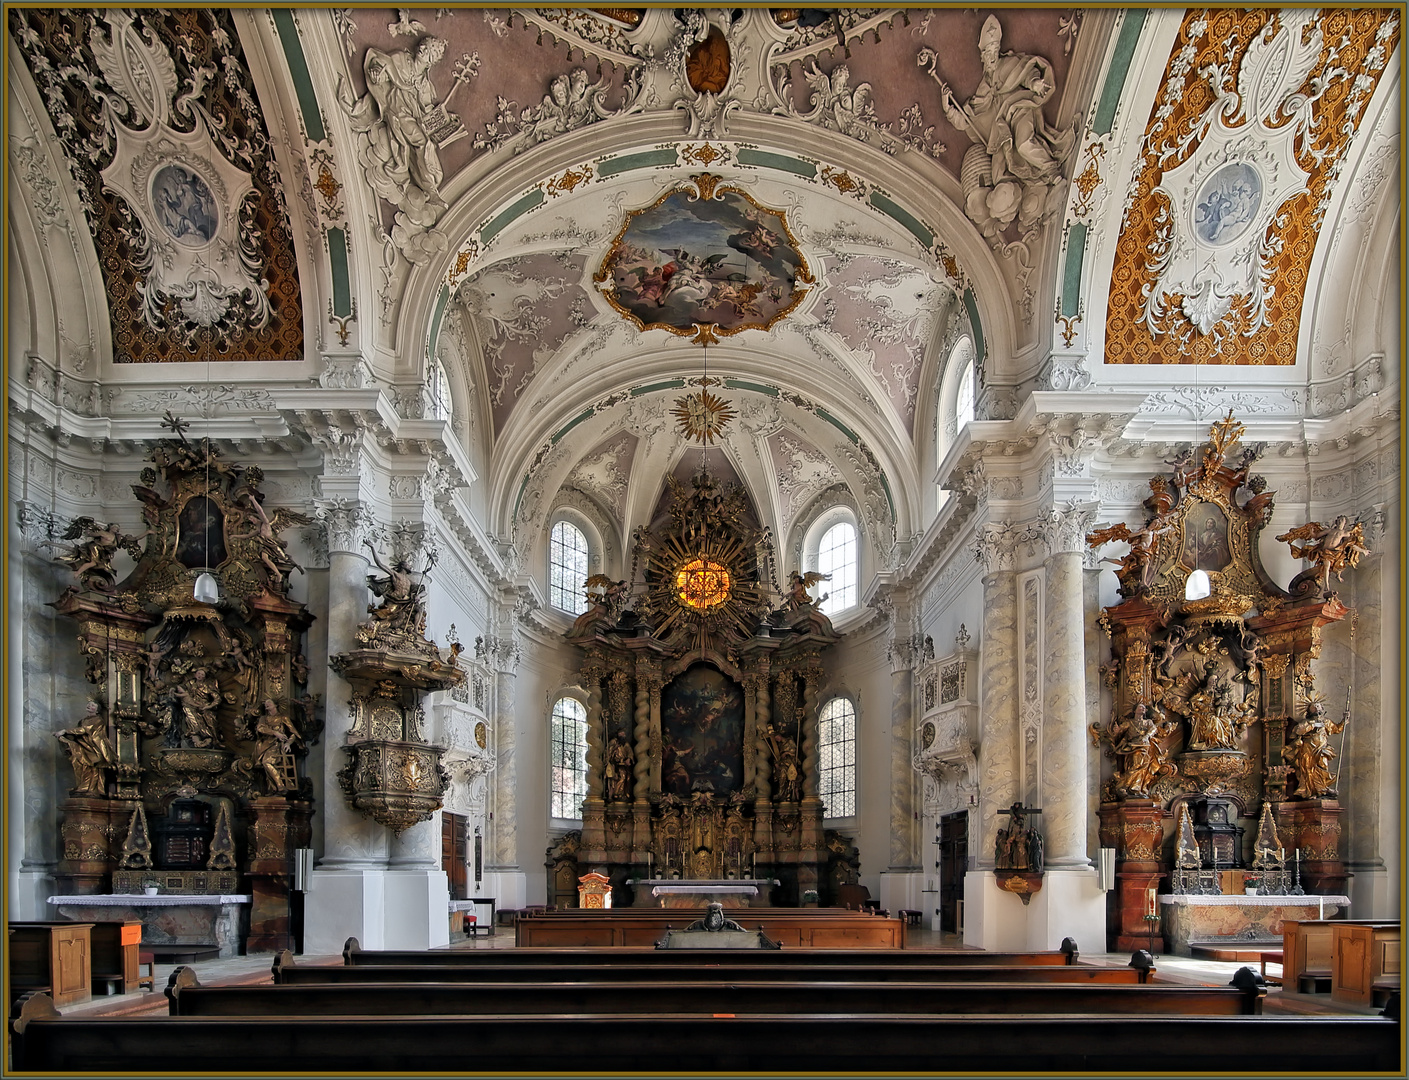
[939,811,968,934]
[441,813,468,901]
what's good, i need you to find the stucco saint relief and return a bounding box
[921,16,1075,242]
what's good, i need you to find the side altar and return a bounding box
[1089,414,1370,952]
[550,470,855,908]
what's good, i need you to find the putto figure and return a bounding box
[922,15,1074,240]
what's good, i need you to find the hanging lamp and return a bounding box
[193,341,220,603]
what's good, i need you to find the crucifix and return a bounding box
[995,802,1044,872]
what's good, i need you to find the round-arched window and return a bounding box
[550,696,588,819]
[549,520,590,614]
[816,521,857,615]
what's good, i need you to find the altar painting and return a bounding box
[1180,503,1232,572]
[661,664,744,796]
[597,180,809,342]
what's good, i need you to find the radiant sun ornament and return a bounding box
[675,558,732,610]
[672,386,737,445]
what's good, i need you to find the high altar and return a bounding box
[1089,414,1369,953]
[548,471,852,908]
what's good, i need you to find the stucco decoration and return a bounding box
[11,8,301,360]
[1107,8,1400,364]
[920,15,1075,242]
[338,35,470,265]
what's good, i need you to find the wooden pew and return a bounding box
[342,937,1082,966]
[274,956,1159,986]
[515,910,905,948]
[165,969,1264,1017]
[1331,922,1401,1007]
[1282,919,1336,993]
[13,996,1398,1073]
[7,922,93,1008]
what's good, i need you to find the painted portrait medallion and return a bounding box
[1192,162,1262,247]
[150,163,220,247]
[1180,503,1232,573]
[660,663,745,796]
[596,175,812,344]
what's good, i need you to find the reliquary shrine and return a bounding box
[1088,414,1369,950]
[551,470,852,908]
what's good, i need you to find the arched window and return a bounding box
[954,355,975,431]
[429,356,453,421]
[549,520,590,614]
[816,521,857,615]
[550,696,588,819]
[818,696,857,818]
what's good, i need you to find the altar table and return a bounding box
[1159,894,1349,957]
[48,894,251,959]
[640,879,778,908]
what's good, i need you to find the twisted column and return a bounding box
[800,663,824,801]
[753,662,773,800]
[580,654,606,800]
[631,659,657,799]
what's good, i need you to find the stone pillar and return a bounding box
[315,507,386,871]
[1041,507,1095,869]
[887,630,918,870]
[388,814,440,870]
[491,660,517,868]
[975,524,1020,869]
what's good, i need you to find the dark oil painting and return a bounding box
[1180,503,1232,572]
[661,663,745,796]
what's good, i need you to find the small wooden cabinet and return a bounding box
[1282,919,1336,993]
[8,921,93,1007]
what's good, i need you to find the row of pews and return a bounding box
[11,933,1402,1072]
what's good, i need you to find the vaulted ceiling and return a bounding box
[8,7,1400,587]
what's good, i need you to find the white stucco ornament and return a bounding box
[93,11,270,340]
[1144,10,1328,349]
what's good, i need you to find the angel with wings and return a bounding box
[784,570,829,610]
[51,518,145,592]
[230,494,311,594]
[1277,516,1369,596]
[1086,518,1170,594]
[365,542,436,634]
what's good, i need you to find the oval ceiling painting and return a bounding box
[595,173,813,344]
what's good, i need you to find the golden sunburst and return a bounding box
[675,558,732,610]
[672,387,737,445]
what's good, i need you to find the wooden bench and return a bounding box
[1331,922,1401,1008]
[165,967,1262,1017]
[8,922,93,1008]
[89,921,145,996]
[275,955,1159,986]
[516,912,905,948]
[342,938,1082,966]
[13,995,1398,1073]
[141,943,221,964]
[1282,919,1337,994]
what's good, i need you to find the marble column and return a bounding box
[1041,506,1096,869]
[975,523,1019,870]
[491,656,518,869]
[887,628,918,870]
[316,508,387,870]
[388,813,441,870]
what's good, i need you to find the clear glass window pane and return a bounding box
[955,355,975,430]
[818,696,856,820]
[550,521,590,614]
[817,521,857,614]
[550,697,587,819]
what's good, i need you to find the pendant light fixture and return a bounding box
[1185,197,1210,603]
[193,342,220,603]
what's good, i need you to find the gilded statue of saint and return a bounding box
[55,701,117,795]
[1283,700,1345,800]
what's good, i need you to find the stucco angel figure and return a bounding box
[340,36,450,261]
[51,518,144,593]
[925,15,1074,239]
[1277,516,1370,597]
[230,494,309,594]
[784,570,829,610]
[55,701,118,795]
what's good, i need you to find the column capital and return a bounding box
[313,498,381,557]
[1044,500,1102,556]
[973,520,1017,574]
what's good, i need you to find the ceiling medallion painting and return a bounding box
[1106,8,1399,364]
[595,173,814,345]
